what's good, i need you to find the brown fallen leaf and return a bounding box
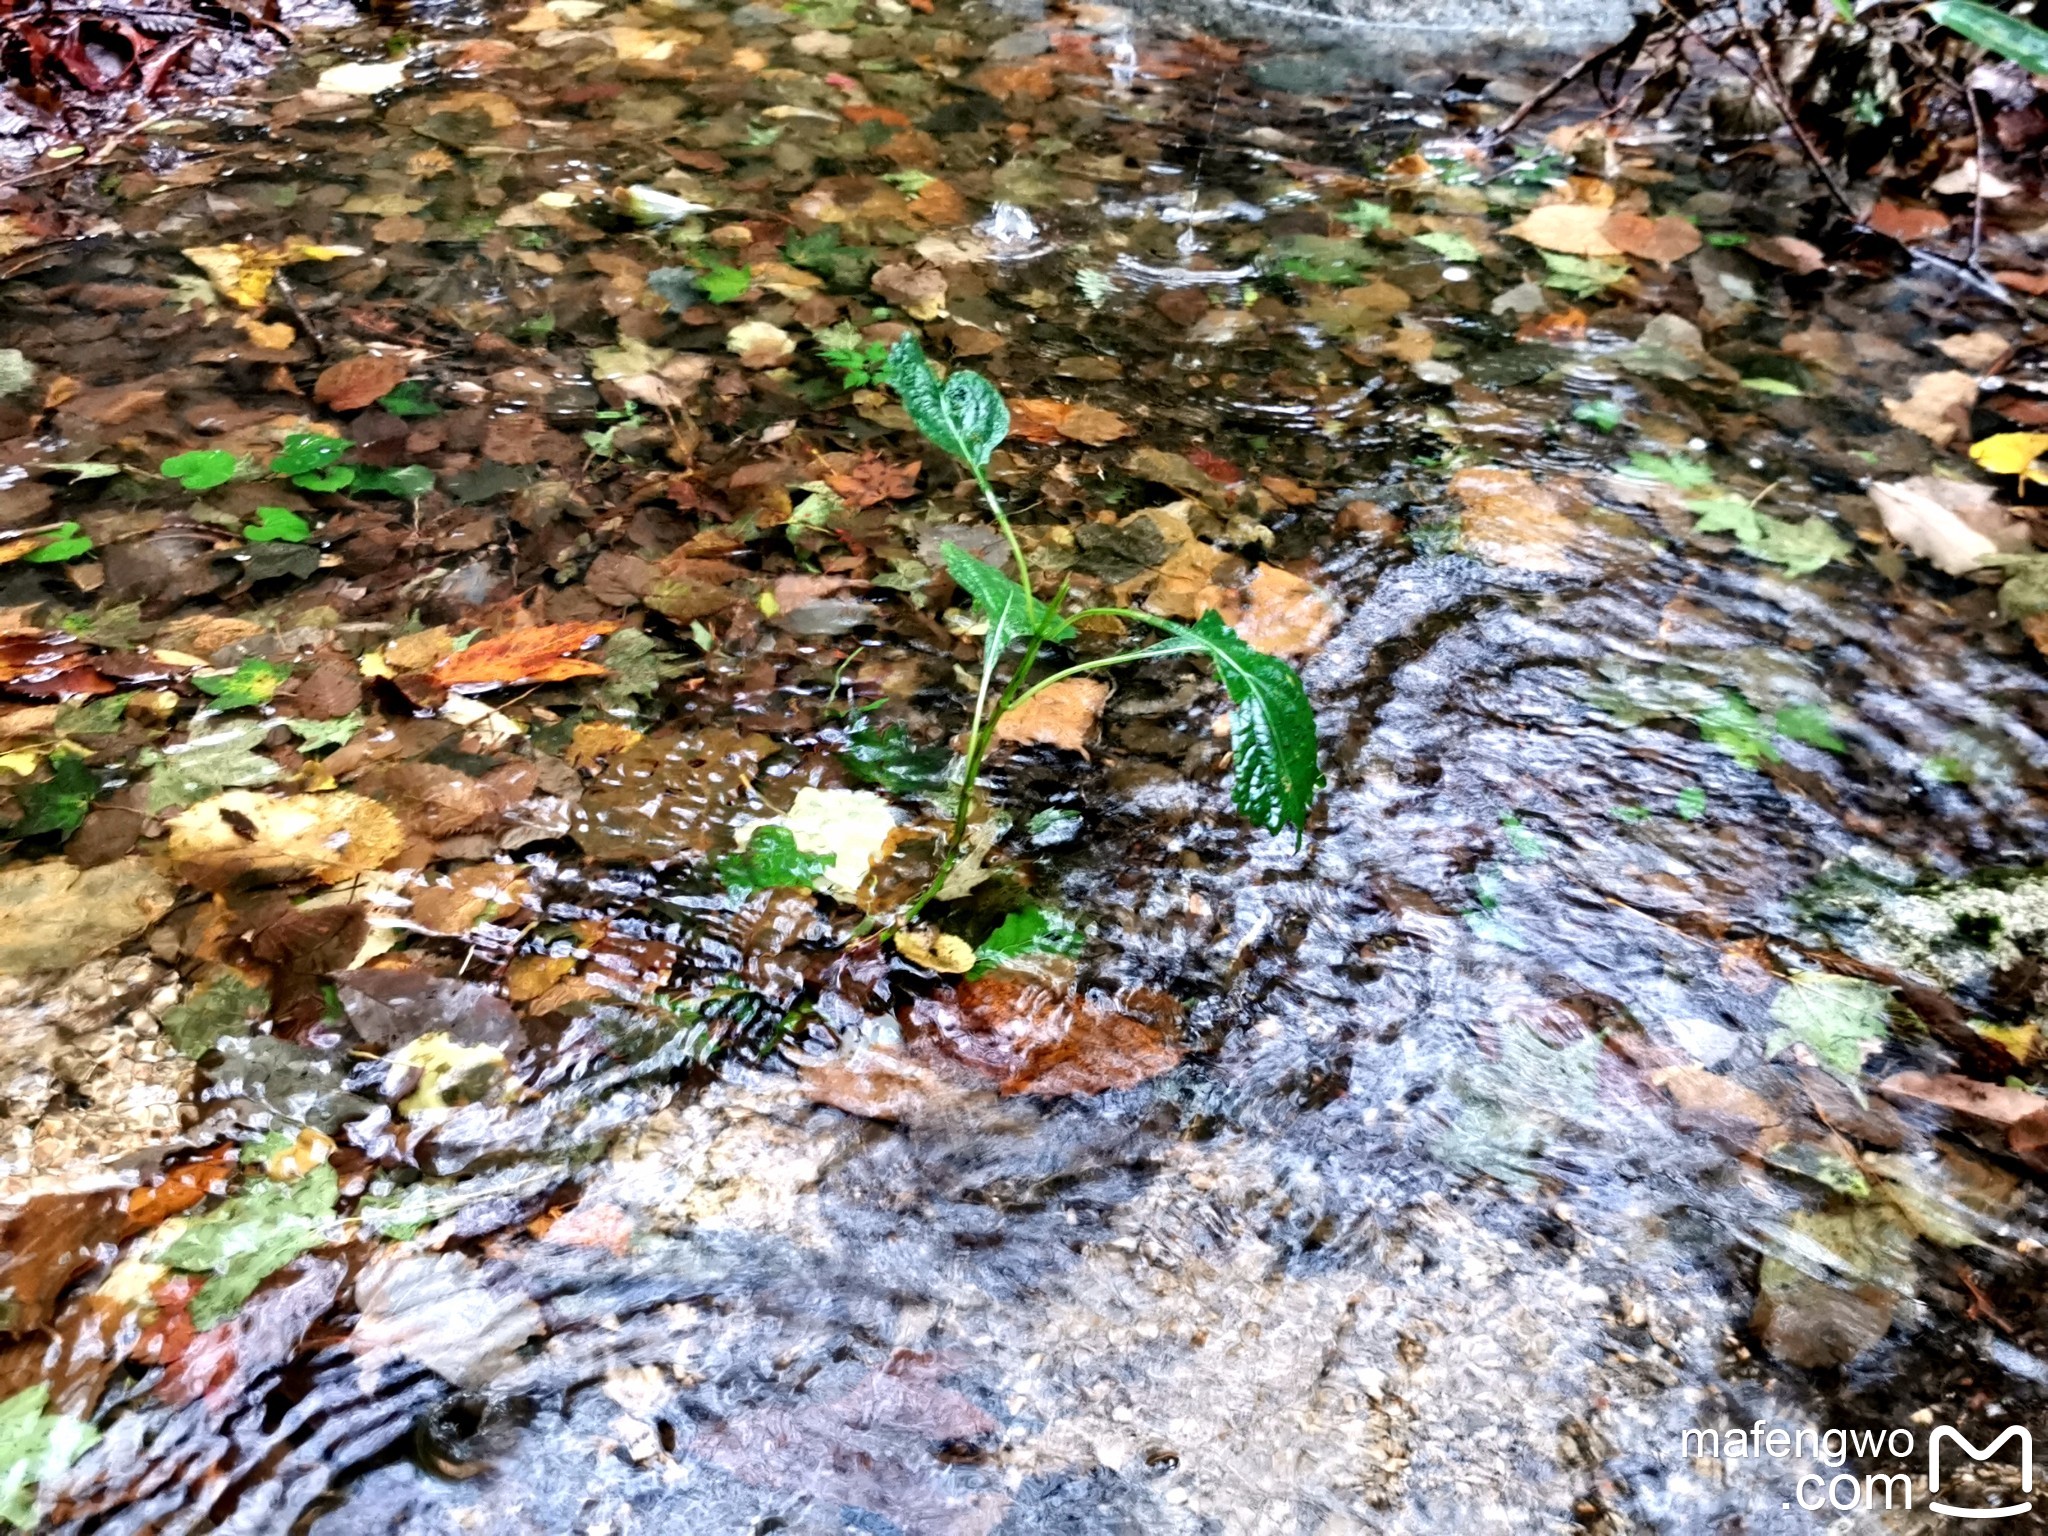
[991,677,1109,753]
[1881,370,1978,448]
[1866,200,1950,244]
[431,621,619,688]
[565,720,644,770]
[1507,203,1622,257]
[1601,211,1701,265]
[911,977,1183,1096]
[870,262,948,320]
[1651,1065,1781,1133]
[167,790,405,889]
[1007,399,1135,447]
[1223,564,1337,659]
[0,857,175,973]
[1937,331,2011,372]
[1877,1071,2047,1126]
[1867,476,2031,576]
[313,354,411,412]
[1747,235,1826,275]
[799,1043,993,1124]
[1448,466,1583,573]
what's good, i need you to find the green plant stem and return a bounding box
[969,464,1035,597]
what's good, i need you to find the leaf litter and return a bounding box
[7,0,2048,1519]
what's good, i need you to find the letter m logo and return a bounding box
[1930,1425,2034,1520]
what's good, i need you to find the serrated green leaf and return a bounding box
[1625,451,1717,491]
[943,542,1074,657]
[698,265,752,304]
[1335,200,1392,233]
[161,449,241,491]
[285,711,364,753]
[22,522,93,563]
[886,335,1009,470]
[193,658,290,711]
[969,905,1085,977]
[1075,268,1113,308]
[1539,250,1630,296]
[377,380,441,417]
[269,433,352,478]
[718,824,831,894]
[161,972,268,1057]
[12,751,95,841]
[243,506,312,544]
[159,1165,338,1330]
[1675,785,1707,820]
[1134,611,1323,836]
[1767,972,1892,1087]
[143,717,282,812]
[1414,230,1480,262]
[0,1385,98,1530]
[1745,514,1849,577]
[1687,494,1765,542]
[842,712,954,796]
[1929,0,2048,74]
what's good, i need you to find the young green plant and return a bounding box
[882,335,1323,923]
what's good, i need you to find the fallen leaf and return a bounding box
[313,355,411,412]
[0,857,174,973]
[431,621,619,688]
[992,678,1110,753]
[315,59,407,95]
[1866,201,1950,243]
[1601,211,1701,264]
[565,720,644,769]
[1867,476,2032,575]
[1747,235,1826,275]
[1007,399,1134,447]
[1448,466,1583,572]
[1937,331,2011,372]
[1882,371,1978,447]
[895,928,976,973]
[739,786,898,898]
[725,320,796,368]
[167,790,404,890]
[181,239,364,310]
[1878,1071,2047,1125]
[1223,564,1336,659]
[1931,158,2018,198]
[540,1200,633,1255]
[1970,430,2048,484]
[350,1249,541,1388]
[870,262,948,320]
[911,978,1183,1096]
[1507,203,1623,257]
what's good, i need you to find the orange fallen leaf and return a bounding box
[432,621,619,687]
[315,353,411,411]
[1222,564,1337,659]
[1600,211,1701,265]
[993,677,1110,753]
[1008,398,1135,448]
[1517,307,1588,343]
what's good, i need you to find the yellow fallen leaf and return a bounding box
[1507,203,1623,258]
[234,315,296,349]
[895,928,975,974]
[391,1032,505,1116]
[1971,431,2048,485]
[741,787,898,898]
[565,720,644,770]
[166,790,405,890]
[182,238,365,310]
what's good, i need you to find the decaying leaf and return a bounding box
[313,355,412,412]
[180,239,365,310]
[911,977,1184,1096]
[0,858,174,974]
[1507,203,1623,257]
[166,791,404,890]
[1882,371,1977,447]
[1868,476,2032,575]
[738,787,898,898]
[895,928,976,973]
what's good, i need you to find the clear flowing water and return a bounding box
[5,0,2048,1531]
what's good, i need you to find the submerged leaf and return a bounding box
[1767,973,1892,1086]
[0,1385,99,1530]
[159,1164,339,1330]
[842,713,953,796]
[971,906,1085,977]
[718,824,831,894]
[193,658,291,711]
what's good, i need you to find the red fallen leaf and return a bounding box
[1866,201,1950,244]
[313,353,412,412]
[1184,445,1246,487]
[909,977,1183,1096]
[1994,269,2048,296]
[132,1274,204,1367]
[430,620,619,688]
